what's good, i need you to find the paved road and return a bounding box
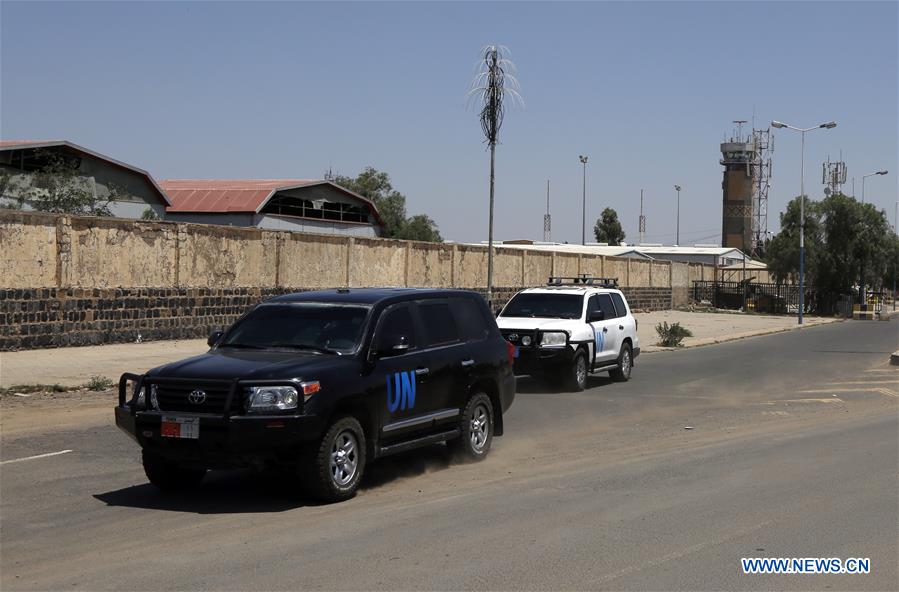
[2,320,897,590]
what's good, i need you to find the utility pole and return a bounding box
[579,155,588,245]
[674,185,682,245]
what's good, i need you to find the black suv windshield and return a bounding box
[220,303,371,354]
[500,293,584,319]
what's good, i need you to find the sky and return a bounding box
[2,1,897,245]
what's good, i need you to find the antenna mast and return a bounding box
[750,125,773,257]
[638,189,646,245]
[543,180,552,242]
[822,152,847,196]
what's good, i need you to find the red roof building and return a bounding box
[160,179,384,237]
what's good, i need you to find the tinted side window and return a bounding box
[375,306,417,353]
[610,293,628,318]
[586,295,601,319]
[418,301,460,346]
[597,294,616,319]
[450,298,490,342]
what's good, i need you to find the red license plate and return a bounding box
[160,416,199,439]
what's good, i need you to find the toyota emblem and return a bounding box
[508,333,519,342]
[188,389,207,405]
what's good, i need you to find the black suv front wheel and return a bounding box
[301,416,366,503]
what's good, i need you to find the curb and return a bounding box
[642,318,842,353]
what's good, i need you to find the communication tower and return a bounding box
[822,154,847,196]
[750,127,773,256]
[543,180,551,242]
[638,189,646,245]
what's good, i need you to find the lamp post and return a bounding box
[674,185,682,245]
[771,120,837,324]
[861,170,888,204]
[579,155,588,245]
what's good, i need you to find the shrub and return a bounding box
[85,375,114,391]
[655,322,693,347]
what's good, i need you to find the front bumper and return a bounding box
[115,406,325,468]
[115,373,324,469]
[512,346,574,376]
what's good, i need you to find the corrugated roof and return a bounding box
[161,179,384,225]
[0,139,171,206]
[160,179,317,213]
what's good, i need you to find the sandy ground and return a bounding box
[0,312,842,389]
[635,310,839,352]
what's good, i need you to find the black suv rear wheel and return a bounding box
[142,450,206,491]
[300,416,366,503]
[449,393,494,461]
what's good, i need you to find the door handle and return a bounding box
[461,359,475,367]
[415,367,430,376]
[602,327,608,333]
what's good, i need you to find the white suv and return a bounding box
[496,276,640,391]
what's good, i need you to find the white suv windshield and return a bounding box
[500,293,583,319]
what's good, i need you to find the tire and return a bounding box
[565,349,589,391]
[449,393,494,461]
[300,416,366,503]
[609,342,633,382]
[142,450,206,491]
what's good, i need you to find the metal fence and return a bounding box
[691,281,854,316]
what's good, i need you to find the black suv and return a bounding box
[115,288,515,503]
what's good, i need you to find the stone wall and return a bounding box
[1,210,716,350]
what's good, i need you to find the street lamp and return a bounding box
[861,170,888,204]
[674,185,682,245]
[579,155,588,245]
[770,120,837,324]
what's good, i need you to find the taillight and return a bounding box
[505,340,516,365]
[635,318,638,331]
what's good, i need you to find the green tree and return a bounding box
[593,207,626,245]
[333,166,441,242]
[397,214,443,242]
[766,196,824,284]
[767,193,895,295]
[13,150,120,216]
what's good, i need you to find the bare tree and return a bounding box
[469,45,522,304]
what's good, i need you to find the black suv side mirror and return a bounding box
[587,310,605,322]
[375,334,411,358]
[207,330,224,348]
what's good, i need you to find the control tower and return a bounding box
[720,121,756,252]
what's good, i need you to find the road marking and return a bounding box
[590,518,778,585]
[762,398,844,405]
[825,380,898,385]
[0,450,73,465]
[799,387,897,399]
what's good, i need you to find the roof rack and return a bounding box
[547,275,618,288]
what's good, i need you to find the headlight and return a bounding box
[135,384,158,409]
[245,386,300,413]
[540,331,567,348]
